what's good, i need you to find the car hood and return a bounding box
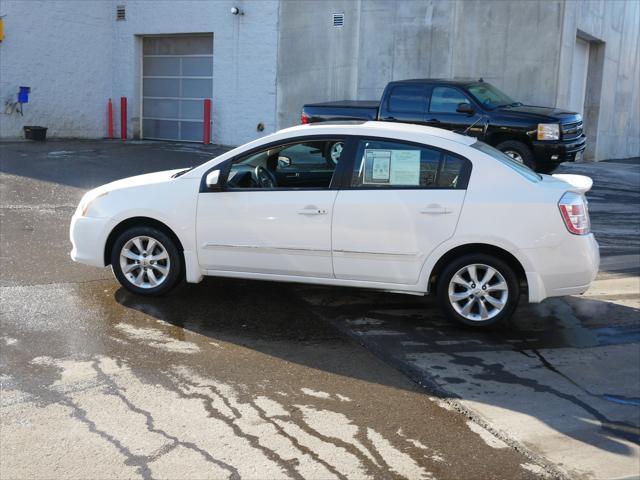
[494,105,581,124]
[91,169,186,195]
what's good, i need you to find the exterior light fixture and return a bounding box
[230,7,243,15]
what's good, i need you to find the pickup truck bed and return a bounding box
[302,100,379,123]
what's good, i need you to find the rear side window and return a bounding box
[429,87,471,113]
[387,85,428,114]
[350,139,470,189]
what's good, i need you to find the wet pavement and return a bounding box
[1,139,638,479]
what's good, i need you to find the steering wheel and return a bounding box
[254,165,277,189]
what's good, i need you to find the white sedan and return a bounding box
[70,122,599,327]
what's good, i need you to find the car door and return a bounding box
[332,137,471,285]
[425,86,483,136]
[378,84,428,125]
[196,136,350,278]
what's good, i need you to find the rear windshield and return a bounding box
[472,142,542,182]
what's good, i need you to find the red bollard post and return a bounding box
[120,97,127,141]
[203,98,211,145]
[107,98,114,139]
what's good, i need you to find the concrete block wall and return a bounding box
[0,0,279,146]
[113,0,279,146]
[276,0,639,161]
[0,1,113,138]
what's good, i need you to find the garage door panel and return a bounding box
[142,35,213,142]
[181,79,213,98]
[180,100,203,120]
[143,78,180,98]
[143,57,180,76]
[144,119,179,140]
[182,57,213,76]
[143,99,180,119]
[180,121,204,141]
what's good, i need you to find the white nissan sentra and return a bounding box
[70,122,599,327]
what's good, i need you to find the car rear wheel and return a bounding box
[110,226,182,296]
[496,140,536,171]
[436,254,520,327]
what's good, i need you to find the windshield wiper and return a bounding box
[172,167,193,178]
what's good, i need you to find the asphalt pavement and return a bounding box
[1,139,638,480]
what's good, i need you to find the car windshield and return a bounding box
[467,83,516,110]
[472,142,542,182]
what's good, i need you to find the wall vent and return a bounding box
[332,13,344,28]
[116,5,126,21]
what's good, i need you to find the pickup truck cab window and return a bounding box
[350,139,470,189]
[429,87,472,114]
[226,139,345,190]
[387,85,428,114]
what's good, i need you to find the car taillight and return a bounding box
[301,112,310,124]
[558,192,590,235]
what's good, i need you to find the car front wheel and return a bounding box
[436,254,520,327]
[110,226,182,296]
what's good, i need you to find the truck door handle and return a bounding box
[427,118,440,123]
[286,173,300,178]
[420,204,452,215]
[297,206,327,216]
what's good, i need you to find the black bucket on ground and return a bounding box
[23,126,47,141]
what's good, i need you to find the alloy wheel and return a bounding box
[330,142,344,164]
[504,150,524,164]
[447,263,509,322]
[119,236,170,289]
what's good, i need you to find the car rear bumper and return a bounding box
[520,233,599,303]
[69,214,109,267]
[531,134,587,165]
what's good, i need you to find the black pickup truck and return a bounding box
[301,79,586,173]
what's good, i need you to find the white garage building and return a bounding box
[0,0,638,161]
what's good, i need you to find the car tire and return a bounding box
[110,226,183,296]
[496,140,536,171]
[537,163,558,174]
[436,254,520,327]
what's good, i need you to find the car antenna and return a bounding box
[458,114,488,137]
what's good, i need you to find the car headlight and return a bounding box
[537,123,560,141]
[80,192,108,217]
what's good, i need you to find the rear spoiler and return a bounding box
[552,174,593,194]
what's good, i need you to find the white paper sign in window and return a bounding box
[363,149,420,185]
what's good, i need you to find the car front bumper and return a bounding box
[531,134,587,165]
[69,213,110,267]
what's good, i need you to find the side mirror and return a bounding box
[205,169,221,188]
[457,103,475,115]
[278,156,292,168]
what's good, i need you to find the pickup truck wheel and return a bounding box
[436,254,520,328]
[324,141,344,165]
[110,226,182,296]
[496,140,536,170]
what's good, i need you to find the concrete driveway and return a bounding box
[1,139,638,479]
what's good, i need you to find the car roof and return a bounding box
[392,78,482,87]
[277,121,478,147]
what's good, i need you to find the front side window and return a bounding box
[350,139,469,189]
[429,87,471,114]
[387,85,428,114]
[226,139,344,189]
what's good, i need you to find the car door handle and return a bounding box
[297,206,327,216]
[420,204,452,215]
[286,173,300,178]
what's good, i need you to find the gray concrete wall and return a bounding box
[276,0,639,160]
[556,0,640,160]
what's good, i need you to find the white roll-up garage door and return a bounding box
[142,35,213,142]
